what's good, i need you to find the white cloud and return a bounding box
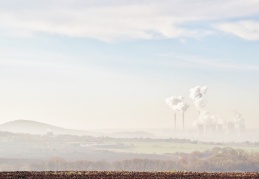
[1,0,259,41]
[0,6,200,41]
[216,20,259,41]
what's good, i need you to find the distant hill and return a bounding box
[0,120,101,136]
[107,131,154,138]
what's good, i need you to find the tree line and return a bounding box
[0,147,258,172]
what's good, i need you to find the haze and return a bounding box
[0,0,259,131]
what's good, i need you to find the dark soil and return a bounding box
[0,171,258,179]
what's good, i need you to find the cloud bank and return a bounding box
[1,0,259,41]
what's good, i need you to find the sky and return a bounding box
[0,0,259,130]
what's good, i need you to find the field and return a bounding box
[0,171,258,178]
[1,131,259,171]
[94,140,259,155]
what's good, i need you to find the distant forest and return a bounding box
[1,147,259,172]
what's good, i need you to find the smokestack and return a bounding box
[177,102,189,130]
[166,96,189,130]
[166,96,184,130]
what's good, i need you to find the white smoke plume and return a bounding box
[177,102,190,113]
[198,111,217,125]
[165,96,184,112]
[190,85,224,130]
[193,113,224,127]
[166,96,183,129]
[165,96,190,113]
[193,98,206,110]
[189,86,208,111]
[189,86,246,135]
[166,96,189,129]
[190,85,209,127]
[189,86,208,100]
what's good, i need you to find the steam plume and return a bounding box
[189,86,208,111]
[177,102,190,130]
[165,96,183,129]
[166,96,189,130]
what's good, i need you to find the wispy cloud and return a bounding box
[1,0,259,41]
[216,20,259,41]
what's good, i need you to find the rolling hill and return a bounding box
[0,120,100,136]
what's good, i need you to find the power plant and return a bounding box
[166,86,246,138]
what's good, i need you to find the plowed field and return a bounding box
[0,171,258,179]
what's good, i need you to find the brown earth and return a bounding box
[0,171,258,179]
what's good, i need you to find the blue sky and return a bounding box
[0,0,259,129]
